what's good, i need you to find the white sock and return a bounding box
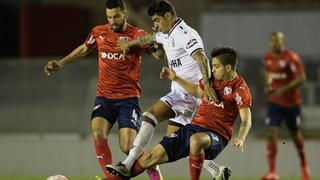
[203,160,221,177]
[123,120,155,169]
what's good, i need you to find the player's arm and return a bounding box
[192,50,218,102]
[264,70,273,95]
[44,43,93,76]
[118,33,156,54]
[160,67,203,98]
[271,72,306,96]
[232,107,252,152]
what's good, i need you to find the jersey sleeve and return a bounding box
[234,82,252,109]
[84,30,97,49]
[290,52,304,75]
[155,32,166,44]
[176,31,204,57]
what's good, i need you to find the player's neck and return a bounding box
[223,72,237,82]
[167,18,179,33]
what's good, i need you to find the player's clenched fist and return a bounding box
[160,67,176,80]
[44,60,63,76]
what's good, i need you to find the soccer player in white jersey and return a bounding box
[107,1,229,179]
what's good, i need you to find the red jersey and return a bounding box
[264,49,304,106]
[192,76,252,141]
[85,23,147,99]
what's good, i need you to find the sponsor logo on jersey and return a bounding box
[186,39,198,49]
[209,100,224,109]
[224,87,232,95]
[100,52,125,60]
[270,72,287,80]
[170,58,182,68]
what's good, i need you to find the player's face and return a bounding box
[151,14,171,33]
[212,58,227,81]
[106,7,128,32]
[269,33,284,54]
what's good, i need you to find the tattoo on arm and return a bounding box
[196,53,210,84]
[137,34,156,45]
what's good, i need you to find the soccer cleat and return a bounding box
[213,166,231,180]
[301,165,311,180]
[146,165,163,180]
[106,162,131,178]
[261,172,280,180]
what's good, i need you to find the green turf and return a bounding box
[1,177,319,180]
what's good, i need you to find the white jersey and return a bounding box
[156,18,204,92]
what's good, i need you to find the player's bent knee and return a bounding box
[92,127,107,139]
[190,133,211,149]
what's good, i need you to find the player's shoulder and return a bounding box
[264,51,273,59]
[125,24,147,35]
[285,49,300,60]
[92,23,110,33]
[171,19,196,38]
[234,76,249,90]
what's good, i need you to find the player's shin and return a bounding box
[189,152,205,180]
[123,113,158,169]
[94,138,112,176]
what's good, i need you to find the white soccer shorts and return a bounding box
[160,90,201,126]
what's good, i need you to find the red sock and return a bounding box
[131,160,145,177]
[267,139,277,172]
[294,136,307,166]
[94,138,112,177]
[189,152,204,180]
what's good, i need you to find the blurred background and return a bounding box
[0,0,320,179]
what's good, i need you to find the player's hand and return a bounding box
[232,138,245,152]
[203,84,218,103]
[117,39,130,56]
[270,87,286,96]
[264,86,274,95]
[44,60,63,76]
[160,67,176,80]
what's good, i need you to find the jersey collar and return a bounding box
[168,18,182,37]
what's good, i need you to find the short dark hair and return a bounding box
[105,0,127,10]
[148,0,177,17]
[211,47,238,69]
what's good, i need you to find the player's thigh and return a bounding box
[266,102,283,130]
[90,96,117,138]
[146,100,175,123]
[138,144,169,169]
[91,117,113,139]
[284,105,301,133]
[117,98,141,131]
[119,127,137,154]
[189,132,212,154]
[166,123,182,136]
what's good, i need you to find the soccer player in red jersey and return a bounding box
[44,0,163,179]
[108,47,252,180]
[261,32,311,180]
